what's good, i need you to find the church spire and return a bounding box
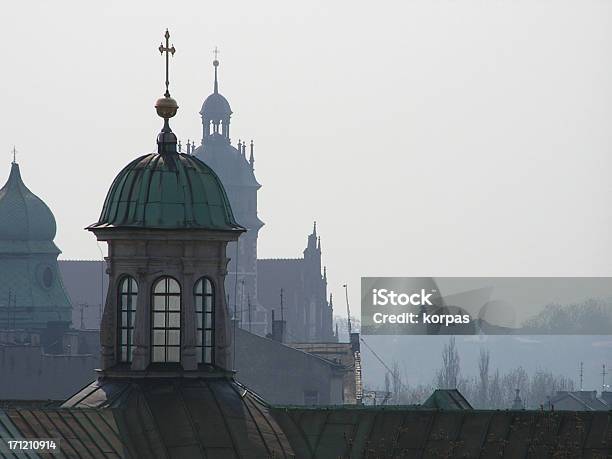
[249,140,255,170]
[213,46,220,94]
[200,47,232,143]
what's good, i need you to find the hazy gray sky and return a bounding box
[2,1,612,316]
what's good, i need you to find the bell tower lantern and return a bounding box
[87,30,245,375]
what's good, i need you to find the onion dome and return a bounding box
[199,59,232,118]
[0,161,57,242]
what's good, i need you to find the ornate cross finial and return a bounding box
[159,29,176,97]
[11,146,17,164]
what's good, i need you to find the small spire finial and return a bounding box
[159,29,176,98]
[212,46,220,94]
[155,29,179,122]
[155,29,179,154]
[11,146,17,164]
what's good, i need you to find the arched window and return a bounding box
[194,277,214,364]
[151,277,181,363]
[118,276,138,363]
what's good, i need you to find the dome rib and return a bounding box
[180,156,197,226]
[233,382,289,457]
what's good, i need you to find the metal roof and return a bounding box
[90,152,244,233]
[0,407,127,458]
[270,407,612,458]
[421,389,473,410]
[60,376,293,458]
[2,402,612,457]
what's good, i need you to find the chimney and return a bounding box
[271,310,286,343]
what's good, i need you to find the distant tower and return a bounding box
[193,54,265,333]
[0,158,71,330]
[200,53,232,144]
[302,222,334,341]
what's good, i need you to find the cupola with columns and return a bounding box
[200,47,233,144]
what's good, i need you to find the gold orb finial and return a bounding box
[155,96,179,119]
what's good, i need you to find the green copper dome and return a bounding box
[0,161,72,329]
[90,151,243,231]
[0,162,57,243]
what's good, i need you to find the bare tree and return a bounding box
[436,336,460,389]
[501,366,529,408]
[489,369,503,407]
[477,348,490,408]
[384,371,391,394]
[391,361,401,404]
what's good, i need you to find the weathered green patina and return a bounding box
[0,162,72,328]
[90,152,243,231]
[0,163,57,250]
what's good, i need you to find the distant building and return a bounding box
[192,58,267,336]
[258,223,335,342]
[0,161,71,333]
[234,327,348,405]
[549,390,610,411]
[190,58,335,342]
[290,332,362,404]
[421,389,473,410]
[0,161,98,399]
